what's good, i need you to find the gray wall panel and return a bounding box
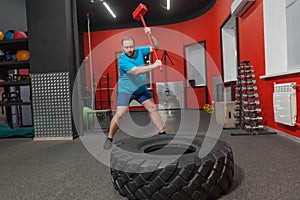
[0,0,27,32]
[26,0,75,73]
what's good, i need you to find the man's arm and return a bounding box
[130,60,162,74]
[144,27,159,50]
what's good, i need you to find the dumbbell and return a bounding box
[235,104,241,109]
[244,116,263,122]
[242,80,256,84]
[235,93,241,98]
[234,104,241,111]
[234,113,241,118]
[242,86,258,91]
[235,100,241,104]
[238,74,255,79]
[240,69,254,73]
[242,93,259,98]
[247,93,259,98]
[245,125,264,130]
[238,65,253,70]
[247,86,258,91]
[243,108,262,113]
[235,120,241,126]
[234,107,241,112]
[243,65,253,69]
[243,100,260,105]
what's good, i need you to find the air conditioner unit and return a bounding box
[231,0,255,17]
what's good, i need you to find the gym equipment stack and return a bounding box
[234,60,264,134]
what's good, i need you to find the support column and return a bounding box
[26,0,82,140]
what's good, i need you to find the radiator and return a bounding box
[273,82,297,126]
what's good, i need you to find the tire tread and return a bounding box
[111,136,234,200]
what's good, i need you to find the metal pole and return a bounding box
[87,13,94,110]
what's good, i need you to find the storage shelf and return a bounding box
[0,38,28,44]
[0,38,29,52]
[0,101,32,107]
[0,38,33,128]
[0,80,31,87]
[0,60,30,69]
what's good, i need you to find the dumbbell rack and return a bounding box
[234,61,263,134]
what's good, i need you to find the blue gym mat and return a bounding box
[0,124,34,138]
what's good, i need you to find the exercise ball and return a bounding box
[0,31,4,40]
[14,31,28,39]
[5,30,15,40]
[16,50,30,61]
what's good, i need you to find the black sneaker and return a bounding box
[103,137,113,149]
[159,131,167,135]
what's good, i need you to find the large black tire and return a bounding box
[110,135,234,200]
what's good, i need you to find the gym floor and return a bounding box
[1,110,299,200]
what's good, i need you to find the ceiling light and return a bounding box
[103,2,116,18]
[167,0,170,10]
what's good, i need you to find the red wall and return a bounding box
[83,0,300,138]
[236,0,300,138]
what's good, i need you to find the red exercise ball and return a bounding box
[14,31,28,39]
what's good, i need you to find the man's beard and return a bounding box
[126,50,134,57]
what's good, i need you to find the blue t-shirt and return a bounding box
[118,45,151,94]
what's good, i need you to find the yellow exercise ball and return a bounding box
[0,31,4,40]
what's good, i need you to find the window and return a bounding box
[262,0,300,78]
[286,0,300,70]
[184,41,207,87]
[220,15,238,83]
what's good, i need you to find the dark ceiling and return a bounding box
[76,0,216,32]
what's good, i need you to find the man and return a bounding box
[104,27,166,149]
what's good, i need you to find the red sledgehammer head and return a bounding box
[132,3,148,21]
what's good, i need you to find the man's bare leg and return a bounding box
[104,106,128,149]
[142,98,166,134]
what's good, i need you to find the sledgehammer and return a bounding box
[132,3,162,71]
